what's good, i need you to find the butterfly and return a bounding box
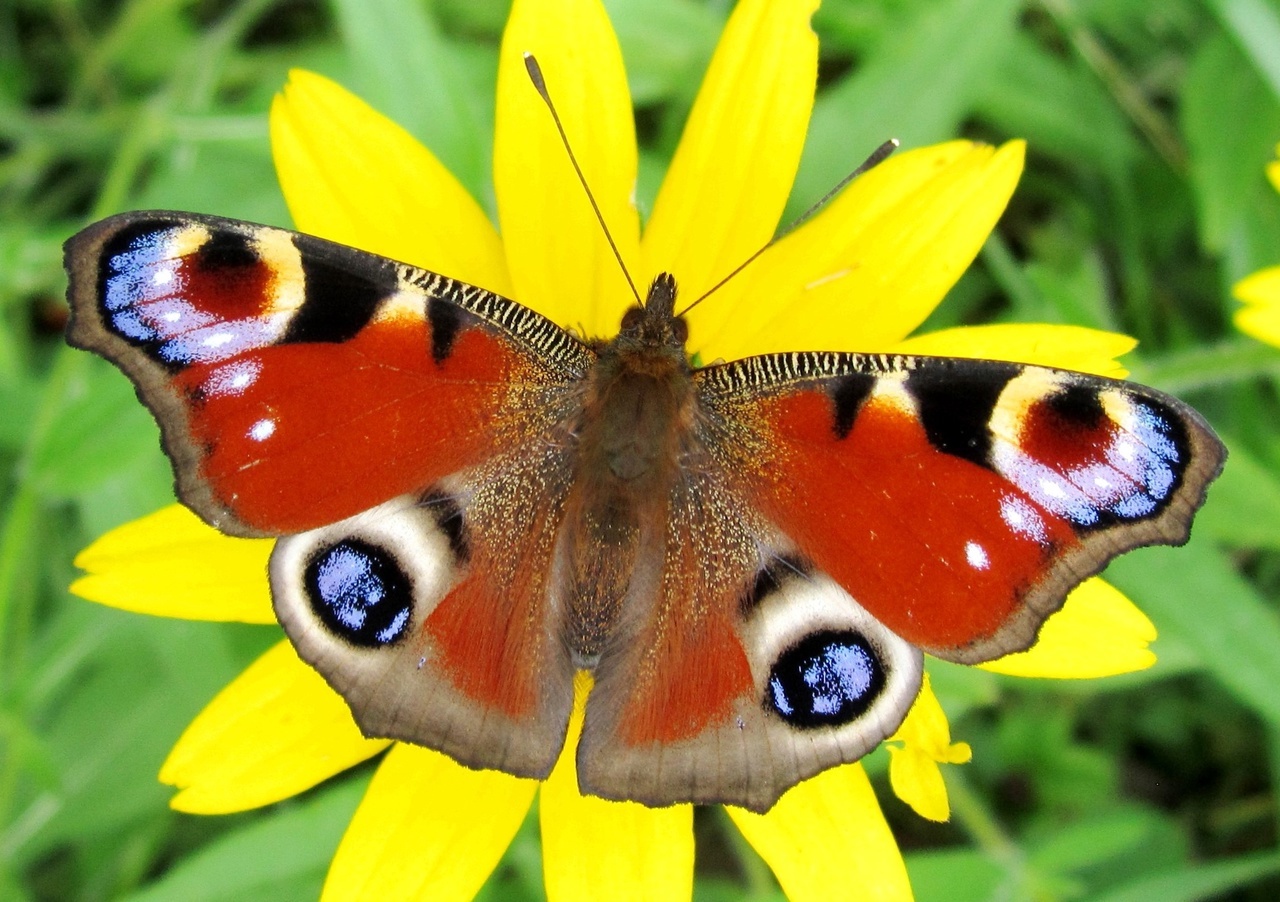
[63,210,1225,813]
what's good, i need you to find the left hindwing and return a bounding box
[697,351,1226,663]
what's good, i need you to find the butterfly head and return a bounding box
[617,272,689,353]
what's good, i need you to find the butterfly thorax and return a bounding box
[563,273,695,661]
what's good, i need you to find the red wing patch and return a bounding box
[697,354,1225,662]
[64,212,591,536]
[755,389,1080,652]
[177,320,528,533]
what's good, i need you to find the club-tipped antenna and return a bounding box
[523,52,643,307]
[675,138,899,318]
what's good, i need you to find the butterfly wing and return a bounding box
[700,352,1224,662]
[579,351,1223,811]
[64,212,593,536]
[65,211,593,779]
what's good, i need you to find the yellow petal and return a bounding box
[541,673,694,900]
[891,323,1137,378]
[886,674,970,822]
[323,743,537,901]
[704,141,1025,362]
[271,69,511,294]
[728,764,911,902]
[493,0,639,337]
[887,747,951,822]
[890,673,971,764]
[161,641,388,813]
[1234,265,1280,348]
[643,0,818,321]
[1267,145,1280,193]
[979,578,1157,678]
[71,505,274,624]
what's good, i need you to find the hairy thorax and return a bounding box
[563,339,696,662]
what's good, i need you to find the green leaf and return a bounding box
[1206,0,1280,103]
[1106,536,1280,727]
[791,0,1023,215]
[30,364,166,497]
[604,0,720,106]
[906,849,1004,902]
[121,777,368,902]
[973,31,1137,174]
[1027,805,1181,878]
[1085,852,1280,902]
[1181,32,1280,258]
[1194,435,1280,549]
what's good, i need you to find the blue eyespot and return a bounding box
[767,630,884,728]
[304,539,412,647]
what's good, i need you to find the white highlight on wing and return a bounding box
[965,541,990,571]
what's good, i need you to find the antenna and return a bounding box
[675,138,899,318]
[523,52,643,307]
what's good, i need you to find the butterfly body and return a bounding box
[65,212,1225,811]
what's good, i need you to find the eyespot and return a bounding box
[765,629,886,728]
[303,538,413,647]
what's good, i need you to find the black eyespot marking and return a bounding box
[740,554,811,617]
[422,490,470,565]
[304,539,413,648]
[284,234,396,344]
[1046,383,1105,428]
[427,299,464,364]
[766,630,885,728]
[197,230,259,271]
[907,362,1020,467]
[830,374,876,440]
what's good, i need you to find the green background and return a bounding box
[4,0,1280,899]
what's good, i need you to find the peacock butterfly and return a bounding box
[63,197,1225,813]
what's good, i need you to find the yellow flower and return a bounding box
[1232,143,1280,346]
[71,0,1163,897]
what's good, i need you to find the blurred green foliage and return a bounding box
[3,0,1280,899]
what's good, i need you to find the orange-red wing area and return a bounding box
[64,212,591,537]
[752,390,1079,654]
[178,320,530,534]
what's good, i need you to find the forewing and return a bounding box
[64,211,594,536]
[695,352,1226,663]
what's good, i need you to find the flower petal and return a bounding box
[979,578,1157,678]
[704,141,1025,362]
[643,0,818,319]
[271,69,511,294]
[161,641,388,813]
[541,674,694,900]
[891,323,1137,378]
[493,0,639,336]
[71,505,274,623]
[890,673,970,764]
[887,673,970,822]
[888,747,951,822]
[322,743,537,901]
[1234,265,1280,348]
[728,764,911,902]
